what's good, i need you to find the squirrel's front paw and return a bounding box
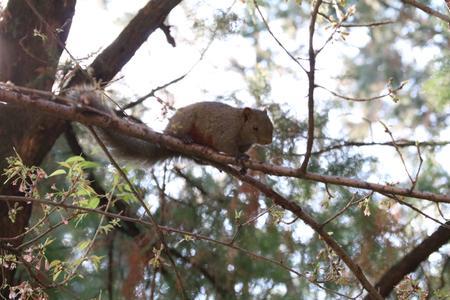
[235,153,249,175]
[235,153,249,162]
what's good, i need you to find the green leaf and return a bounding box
[57,162,70,168]
[79,161,100,169]
[48,169,67,177]
[77,240,90,251]
[49,260,61,268]
[86,197,99,209]
[65,156,85,164]
[42,238,54,248]
[75,186,96,197]
[53,270,62,282]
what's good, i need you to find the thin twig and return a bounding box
[321,192,373,227]
[325,183,335,198]
[379,121,414,185]
[340,20,395,27]
[150,265,158,300]
[300,139,450,157]
[123,0,239,111]
[410,143,423,192]
[383,193,450,229]
[122,75,184,110]
[300,0,323,173]
[316,81,406,102]
[318,12,395,28]
[240,205,275,226]
[435,202,449,221]
[253,0,307,73]
[58,188,114,286]
[316,5,355,56]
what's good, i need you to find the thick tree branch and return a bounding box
[364,221,450,299]
[70,0,182,85]
[1,85,450,205]
[401,0,450,23]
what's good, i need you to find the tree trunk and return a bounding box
[0,0,76,289]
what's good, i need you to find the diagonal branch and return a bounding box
[401,0,450,23]
[213,163,382,299]
[364,220,450,299]
[64,125,141,237]
[70,0,183,85]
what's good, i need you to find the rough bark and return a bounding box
[0,0,76,289]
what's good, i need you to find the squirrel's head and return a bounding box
[242,107,273,145]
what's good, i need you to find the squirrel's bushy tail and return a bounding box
[68,85,177,166]
[99,131,178,166]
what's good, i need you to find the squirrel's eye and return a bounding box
[253,126,259,131]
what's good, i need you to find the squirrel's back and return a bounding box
[165,101,273,156]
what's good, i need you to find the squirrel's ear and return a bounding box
[243,107,252,121]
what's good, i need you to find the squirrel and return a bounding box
[69,86,274,166]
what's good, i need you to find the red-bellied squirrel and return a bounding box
[69,86,274,165]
